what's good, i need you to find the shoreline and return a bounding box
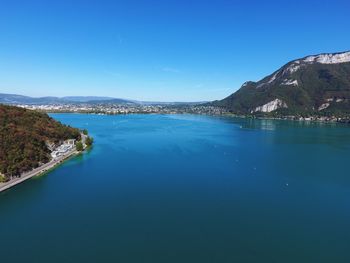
[218,113,350,124]
[0,148,78,193]
[47,111,350,124]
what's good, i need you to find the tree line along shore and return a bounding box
[0,104,93,184]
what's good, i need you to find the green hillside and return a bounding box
[214,51,350,116]
[0,105,81,180]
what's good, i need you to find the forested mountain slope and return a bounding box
[213,51,350,116]
[0,105,80,179]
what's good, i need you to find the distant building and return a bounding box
[50,140,75,159]
[51,151,59,158]
[65,139,76,145]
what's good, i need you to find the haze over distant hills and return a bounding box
[0,94,133,105]
[2,51,350,116]
[213,51,350,116]
[0,93,206,106]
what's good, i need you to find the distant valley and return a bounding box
[1,51,350,120]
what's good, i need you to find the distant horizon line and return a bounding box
[0,92,211,104]
[3,50,349,104]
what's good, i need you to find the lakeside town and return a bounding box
[13,102,350,123]
[16,103,228,115]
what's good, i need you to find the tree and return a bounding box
[76,141,84,151]
[85,136,93,147]
[0,174,7,183]
[82,129,88,135]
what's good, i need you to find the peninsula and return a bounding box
[0,104,91,192]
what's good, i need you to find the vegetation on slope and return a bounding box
[214,52,350,116]
[0,105,81,179]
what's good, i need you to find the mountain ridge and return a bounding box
[0,93,133,105]
[213,51,350,116]
[0,93,206,106]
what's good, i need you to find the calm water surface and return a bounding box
[1,114,350,262]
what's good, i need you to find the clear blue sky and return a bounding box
[0,0,349,101]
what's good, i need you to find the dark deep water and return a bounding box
[1,114,350,263]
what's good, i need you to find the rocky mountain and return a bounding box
[213,51,350,116]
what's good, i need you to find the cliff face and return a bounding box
[214,51,350,116]
[0,105,80,179]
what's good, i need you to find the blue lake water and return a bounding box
[1,114,350,262]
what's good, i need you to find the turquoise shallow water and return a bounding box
[1,114,350,262]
